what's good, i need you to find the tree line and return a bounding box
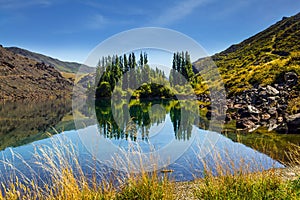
[169,51,195,86]
[90,51,197,99]
[93,52,167,98]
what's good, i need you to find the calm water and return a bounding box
[1,99,298,183]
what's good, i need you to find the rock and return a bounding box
[222,71,298,133]
[276,106,286,114]
[225,113,232,122]
[238,108,251,118]
[234,104,244,108]
[258,90,268,98]
[261,113,271,120]
[231,112,237,120]
[249,114,260,123]
[269,118,277,125]
[287,113,300,133]
[275,123,288,134]
[268,124,279,131]
[249,125,260,132]
[284,72,298,87]
[236,119,256,129]
[268,96,276,101]
[268,119,279,131]
[247,105,260,114]
[253,98,264,106]
[266,85,279,96]
[268,107,278,117]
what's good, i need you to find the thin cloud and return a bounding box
[152,0,210,26]
[0,0,52,10]
[86,14,109,30]
[83,0,149,16]
[210,0,251,20]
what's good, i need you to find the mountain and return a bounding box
[6,47,94,74]
[195,12,300,96]
[194,12,300,132]
[0,45,73,100]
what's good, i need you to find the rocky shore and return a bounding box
[226,71,299,133]
[200,71,299,134]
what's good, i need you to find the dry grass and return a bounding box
[0,134,299,199]
[60,72,76,82]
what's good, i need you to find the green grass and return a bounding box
[195,171,299,200]
[193,13,300,97]
[287,96,300,114]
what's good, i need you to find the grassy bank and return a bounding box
[0,136,299,199]
[1,165,299,200]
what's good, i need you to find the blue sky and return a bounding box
[1,0,299,63]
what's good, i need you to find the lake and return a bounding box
[0,99,299,184]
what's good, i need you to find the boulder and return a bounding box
[261,113,271,120]
[258,90,268,98]
[266,85,279,96]
[234,104,244,108]
[249,114,260,123]
[247,105,260,114]
[268,119,279,131]
[268,107,278,117]
[236,119,256,129]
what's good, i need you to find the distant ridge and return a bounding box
[6,47,94,74]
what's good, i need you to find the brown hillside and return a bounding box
[0,45,73,100]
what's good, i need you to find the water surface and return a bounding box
[1,99,297,183]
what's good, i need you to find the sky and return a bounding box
[0,0,299,64]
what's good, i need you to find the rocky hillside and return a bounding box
[0,45,73,100]
[195,12,300,133]
[6,47,93,74]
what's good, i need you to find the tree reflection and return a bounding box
[95,99,200,141]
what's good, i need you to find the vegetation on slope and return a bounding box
[195,12,300,97]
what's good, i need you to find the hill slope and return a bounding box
[194,12,300,133]
[6,47,93,74]
[0,45,73,100]
[196,12,300,96]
